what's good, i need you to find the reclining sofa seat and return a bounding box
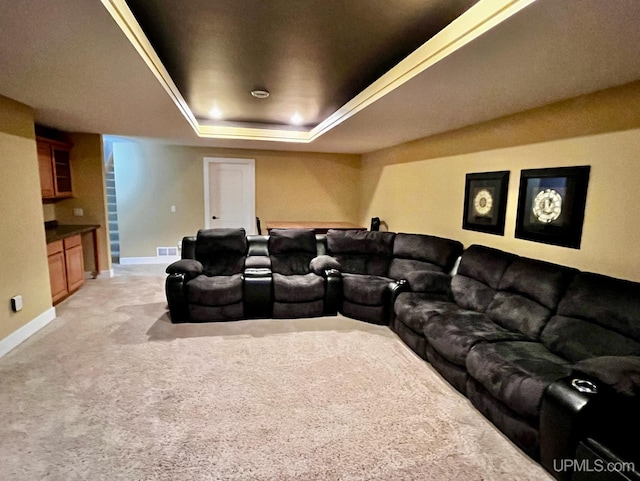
[165,228,248,322]
[395,244,579,458]
[268,228,333,318]
[326,229,462,325]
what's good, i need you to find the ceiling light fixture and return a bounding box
[290,112,303,125]
[250,89,270,99]
[209,105,223,119]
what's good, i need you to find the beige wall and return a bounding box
[361,82,640,281]
[54,133,111,273]
[113,142,360,258]
[0,95,52,339]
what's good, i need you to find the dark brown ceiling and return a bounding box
[125,0,478,128]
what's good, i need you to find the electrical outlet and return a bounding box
[11,295,23,312]
[73,208,84,217]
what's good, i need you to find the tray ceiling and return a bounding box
[124,0,478,129]
[1,0,640,153]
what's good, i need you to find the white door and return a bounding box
[204,157,256,233]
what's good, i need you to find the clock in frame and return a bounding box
[515,166,591,249]
[462,171,510,235]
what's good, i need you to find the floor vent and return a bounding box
[157,247,179,257]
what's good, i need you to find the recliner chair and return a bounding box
[165,228,248,322]
[269,228,335,318]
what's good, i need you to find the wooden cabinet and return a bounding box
[47,235,85,304]
[64,236,85,292]
[37,138,73,200]
[47,241,68,304]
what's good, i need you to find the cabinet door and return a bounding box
[37,142,55,198]
[52,147,73,197]
[48,251,68,304]
[65,240,85,292]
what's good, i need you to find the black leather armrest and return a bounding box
[243,267,272,318]
[165,273,190,323]
[323,268,342,315]
[245,255,271,269]
[540,376,602,481]
[405,270,452,297]
[166,259,203,279]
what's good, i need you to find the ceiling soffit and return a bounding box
[100,0,537,144]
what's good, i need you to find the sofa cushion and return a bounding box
[269,229,317,275]
[466,341,573,420]
[451,245,515,312]
[186,273,244,306]
[424,311,527,367]
[268,228,317,254]
[195,228,247,276]
[272,273,324,303]
[326,230,395,276]
[387,233,463,279]
[485,258,576,340]
[541,272,640,362]
[341,273,393,305]
[394,293,460,334]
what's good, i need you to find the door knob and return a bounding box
[212,216,218,219]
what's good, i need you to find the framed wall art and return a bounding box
[462,171,510,235]
[515,166,591,249]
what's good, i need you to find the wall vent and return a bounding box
[157,246,179,257]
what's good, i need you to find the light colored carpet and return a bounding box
[0,265,552,480]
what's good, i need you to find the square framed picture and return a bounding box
[515,166,590,249]
[462,171,510,235]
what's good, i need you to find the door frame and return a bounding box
[203,157,256,234]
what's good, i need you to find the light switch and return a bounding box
[171,205,176,212]
[73,208,84,216]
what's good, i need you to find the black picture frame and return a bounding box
[515,166,590,249]
[462,171,510,235]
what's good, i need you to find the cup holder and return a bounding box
[571,378,599,394]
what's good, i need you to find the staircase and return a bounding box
[105,155,120,264]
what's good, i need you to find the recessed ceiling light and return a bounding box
[250,90,270,99]
[209,106,223,119]
[290,112,303,125]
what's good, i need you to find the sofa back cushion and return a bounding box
[388,233,463,280]
[195,228,247,276]
[269,228,318,275]
[326,230,395,276]
[541,272,640,362]
[451,245,515,312]
[486,257,576,339]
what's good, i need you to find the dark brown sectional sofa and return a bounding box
[166,228,640,481]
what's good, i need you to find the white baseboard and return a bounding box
[0,307,56,358]
[85,269,115,279]
[119,256,180,265]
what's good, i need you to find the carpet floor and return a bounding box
[0,265,552,480]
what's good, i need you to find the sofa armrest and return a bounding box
[572,356,640,398]
[166,259,203,279]
[405,270,452,297]
[540,362,640,481]
[540,376,602,481]
[310,255,341,275]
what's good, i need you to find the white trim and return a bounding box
[203,157,256,234]
[0,307,57,358]
[119,256,180,265]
